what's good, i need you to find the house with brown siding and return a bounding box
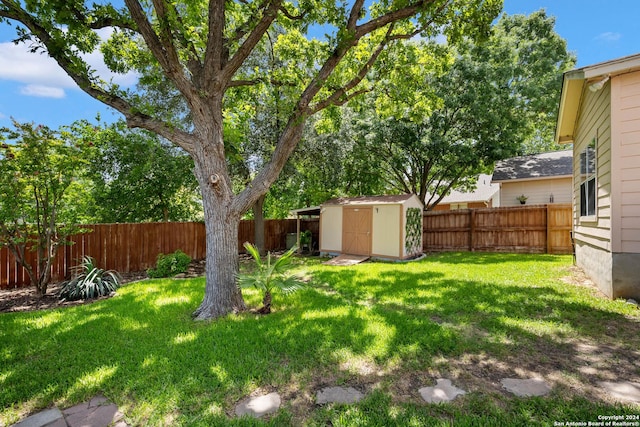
[556,53,640,300]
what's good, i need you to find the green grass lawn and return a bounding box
[1,253,639,426]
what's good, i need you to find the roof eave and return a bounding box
[555,71,585,145]
[555,53,640,145]
[492,174,573,184]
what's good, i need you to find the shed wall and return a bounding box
[372,204,401,258]
[320,206,342,253]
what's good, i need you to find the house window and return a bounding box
[579,138,596,217]
[450,203,468,210]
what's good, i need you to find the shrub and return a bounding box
[147,250,191,278]
[58,256,122,301]
[237,242,305,314]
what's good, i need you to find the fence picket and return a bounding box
[1,206,571,289]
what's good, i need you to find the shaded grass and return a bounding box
[1,253,638,426]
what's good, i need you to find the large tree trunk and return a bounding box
[192,180,247,319]
[190,117,247,320]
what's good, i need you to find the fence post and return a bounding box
[546,204,551,254]
[469,209,475,252]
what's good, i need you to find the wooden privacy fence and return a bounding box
[0,219,320,289]
[423,204,572,254]
[1,205,569,289]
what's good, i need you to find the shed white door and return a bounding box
[342,207,372,255]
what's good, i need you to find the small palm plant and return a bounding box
[58,256,122,301]
[237,242,306,314]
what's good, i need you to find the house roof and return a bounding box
[437,174,500,204]
[492,150,573,182]
[322,194,417,206]
[556,53,640,144]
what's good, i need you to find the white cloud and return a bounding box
[0,29,138,95]
[19,84,66,98]
[0,41,76,88]
[595,32,622,42]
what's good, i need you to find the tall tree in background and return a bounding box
[355,10,575,209]
[0,0,501,319]
[73,121,201,223]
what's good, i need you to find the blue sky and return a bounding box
[0,1,638,130]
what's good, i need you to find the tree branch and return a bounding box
[218,0,282,86]
[279,4,307,20]
[204,0,225,83]
[310,24,394,114]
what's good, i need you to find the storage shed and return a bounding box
[320,195,424,260]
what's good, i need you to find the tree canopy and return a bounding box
[0,121,87,295]
[342,10,575,208]
[0,0,502,319]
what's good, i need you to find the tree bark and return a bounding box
[191,181,247,319]
[253,194,266,256]
[190,115,247,319]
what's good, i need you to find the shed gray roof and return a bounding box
[322,194,416,206]
[492,150,573,182]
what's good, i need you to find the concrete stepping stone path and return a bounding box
[10,395,126,427]
[501,378,552,397]
[598,381,640,404]
[418,379,467,404]
[234,392,281,418]
[316,386,365,405]
[11,408,65,427]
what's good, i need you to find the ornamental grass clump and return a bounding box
[58,256,122,301]
[237,242,305,314]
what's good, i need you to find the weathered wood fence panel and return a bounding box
[0,219,320,289]
[1,206,568,289]
[423,204,572,255]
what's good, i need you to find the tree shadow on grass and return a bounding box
[304,259,639,398]
[1,257,639,426]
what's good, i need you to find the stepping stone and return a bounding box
[10,408,64,427]
[316,386,364,404]
[418,379,466,404]
[501,378,551,397]
[598,381,640,404]
[63,395,125,427]
[235,392,281,418]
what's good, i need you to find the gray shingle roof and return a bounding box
[492,150,573,182]
[322,194,415,206]
[439,174,500,204]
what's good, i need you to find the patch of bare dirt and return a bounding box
[0,259,206,314]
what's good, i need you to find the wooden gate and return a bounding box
[342,207,372,255]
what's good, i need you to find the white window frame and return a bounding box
[579,137,597,220]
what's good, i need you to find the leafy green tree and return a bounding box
[0,121,87,296]
[264,110,388,218]
[356,10,575,208]
[72,121,201,223]
[0,0,501,319]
